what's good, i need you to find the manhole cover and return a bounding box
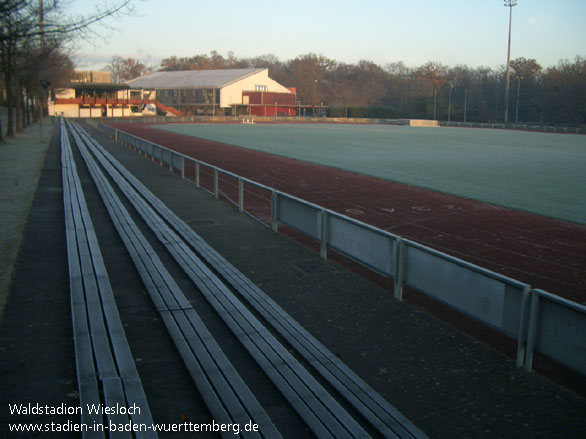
[292,260,336,275]
[187,218,218,227]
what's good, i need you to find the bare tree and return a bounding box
[510,57,542,122]
[0,0,135,140]
[105,54,123,83]
[118,56,145,81]
[542,56,585,125]
[287,53,336,106]
[105,55,145,82]
[414,61,448,119]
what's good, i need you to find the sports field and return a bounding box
[154,123,586,224]
[113,121,586,304]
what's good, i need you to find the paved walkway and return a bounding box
[0,116,53,318]
[0,121,585,438]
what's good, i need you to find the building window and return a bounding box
[255,85,268,92]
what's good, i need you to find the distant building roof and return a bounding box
[126,68,266,89]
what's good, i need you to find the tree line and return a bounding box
[2,1,584,137]
[108,51,585,126]
[0,0,134,141]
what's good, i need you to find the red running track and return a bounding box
[113,123,586,305]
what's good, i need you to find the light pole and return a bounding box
[515,75,523,123]
[463,89,468,123]
[212,88,216,116]
[39,0,45,142]
[447,82,454,122]
[503,0,517,123]
[313,79,318,116]
[433,89,437,120]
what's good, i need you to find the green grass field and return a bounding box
[154,123,586,224]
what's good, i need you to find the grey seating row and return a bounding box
[67,121,280,439]
[61,119,156,439]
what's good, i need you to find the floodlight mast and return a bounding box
[503,0,517,123]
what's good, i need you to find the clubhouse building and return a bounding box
[50,68,302,118]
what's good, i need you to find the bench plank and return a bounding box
[102,377,132,438]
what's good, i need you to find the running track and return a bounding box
[112,123,586,305]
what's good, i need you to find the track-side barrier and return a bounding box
[525,289,586,376]
[441,121,586,134]
[98,123,586,378]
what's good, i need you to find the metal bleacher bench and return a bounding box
[69,121,282,439]
[61,119,156,438]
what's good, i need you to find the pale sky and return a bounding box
[71,0,586,71]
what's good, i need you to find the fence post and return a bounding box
[195,162,200,187]
[213,169,219,198]
[515,285,531,368]
[271,191,278,232]
[393,237,406,301]
[181,156,185,179]
[238,177,244,213]
[320,209,328,259]
[524,291,540,372]
[169,152,174,172]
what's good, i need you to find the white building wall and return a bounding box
[220,69,290,108]
[79,107,93,118]
[111,107,125,117]
[50,103,79,117]
[50,103,131,118]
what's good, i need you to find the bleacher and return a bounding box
[61,118,428,438]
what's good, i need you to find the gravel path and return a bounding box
[0,113,53,318]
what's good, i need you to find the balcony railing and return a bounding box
[54,97,156,106]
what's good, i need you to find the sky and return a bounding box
[70,0,586,71]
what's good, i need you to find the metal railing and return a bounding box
[440,120,586,134]
[88,116,586,135]
[99,123,586,378]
